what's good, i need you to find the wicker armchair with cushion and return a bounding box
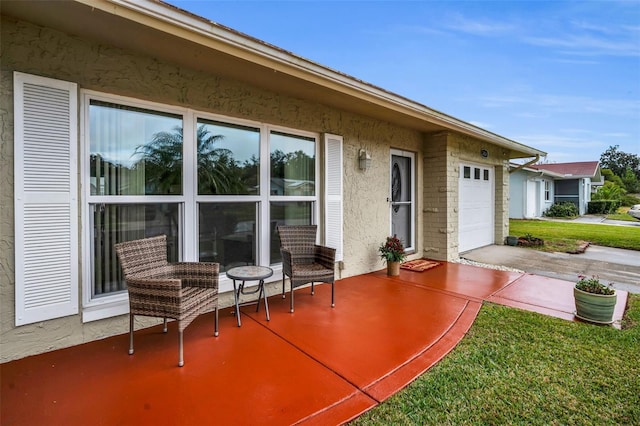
[114,235,219,367]
[277,225,336,313]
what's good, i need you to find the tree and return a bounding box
[600,145,640,181]
[601,168,624,187]
[621,167,640,194]
[592,181,625,201]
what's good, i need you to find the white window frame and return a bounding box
[81,91,320,321]
[544,180,551,202]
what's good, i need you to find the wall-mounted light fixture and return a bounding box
[358,148,371,171]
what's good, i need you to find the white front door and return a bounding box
[459,162,494,253]
[390,150,415,252]
[526,180,538,218]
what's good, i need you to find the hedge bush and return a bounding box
[587,200,621,214]
[544,202,579,217]
[622,194,640,207]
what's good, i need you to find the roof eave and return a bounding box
[5,0,546,158]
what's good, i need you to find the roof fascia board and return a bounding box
[515,166,565,178]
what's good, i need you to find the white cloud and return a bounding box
[524,18,640,57]
[478,92,640,118]
[443,14,517,36]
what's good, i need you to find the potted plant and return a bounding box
[379,235,406,276]
[505,235,518,246]
[574,275,617,324]
[517,233,544,247]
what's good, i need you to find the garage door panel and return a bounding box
[459,163,494,253]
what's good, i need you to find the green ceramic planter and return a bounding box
[573,287,617,324]
[505,236,518,246]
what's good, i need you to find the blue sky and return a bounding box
[168,0,640,164]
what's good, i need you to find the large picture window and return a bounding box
[83,92,319,317]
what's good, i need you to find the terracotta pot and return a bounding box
[574,287,617,324]
[387,261,400,276]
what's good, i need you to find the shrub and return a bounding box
[587,200,621,214]
[592,181,625,201]
[621,194,640,207]
[544,202,579,217]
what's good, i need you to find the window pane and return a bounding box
[483,169,489,181]
[199,202,257,272]
[463,166,471,179]
[270,131,315,196]
[92,203,179,297]
[270,201,313,264]
[89,100,183,195]
[474,168,480,180]
[197,119,260,195]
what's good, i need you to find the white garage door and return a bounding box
[459,163,494,253]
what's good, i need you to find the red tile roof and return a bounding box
[530,161,599,177]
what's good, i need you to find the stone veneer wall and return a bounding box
[422,132,511,261]
[0,16,427,362]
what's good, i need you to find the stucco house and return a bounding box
[509,163,563,219]
[510,161,602,218]
[0,0,545,363]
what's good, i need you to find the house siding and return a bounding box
[1,15,512,362]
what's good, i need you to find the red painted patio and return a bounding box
[0,262,628,426]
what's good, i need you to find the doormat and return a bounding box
[400,259,441,272]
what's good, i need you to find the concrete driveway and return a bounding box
[463,244,640,294]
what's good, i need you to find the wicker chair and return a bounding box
[278,225,336,313]
[114,235,219,367]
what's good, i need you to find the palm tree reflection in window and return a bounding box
[134,125,258,195]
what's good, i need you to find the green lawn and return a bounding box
[351,295,640,425]
[607,207,640,222]
[509,219,640,252]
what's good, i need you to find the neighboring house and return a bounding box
[509,164,563,219]
[0,0,545,362]
[530,162,603,215]
[510,161,603,218]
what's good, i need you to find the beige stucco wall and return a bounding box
[0,15,511,362]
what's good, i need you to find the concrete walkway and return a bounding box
[4,262,627,425]
[463,244,640,294]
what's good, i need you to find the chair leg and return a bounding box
[290,285,295,313]
[214,306,219,337]
[282,276,286,299]
[178,330,184,367]
[163,318,168,333]
[311,281,315,295]
[331,281,335,308]
[129,314,135,355]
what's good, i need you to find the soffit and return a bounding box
[1,0,545,159]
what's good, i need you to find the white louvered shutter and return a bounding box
[324,134,343,261]
[14,72,79,325]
